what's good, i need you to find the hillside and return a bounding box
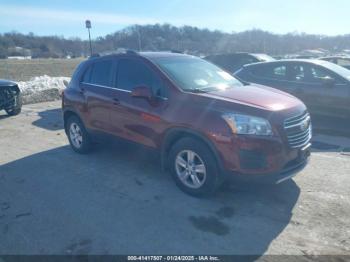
[1,24,350,58]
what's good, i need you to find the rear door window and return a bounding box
[252,64,287,80]
[90,60,113,87]
[289,64,306,82]
[82,66,92,83]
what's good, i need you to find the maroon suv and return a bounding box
[62,51,311,196]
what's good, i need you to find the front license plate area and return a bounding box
[299,143,311,161]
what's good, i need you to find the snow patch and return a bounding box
[17,75,70,105]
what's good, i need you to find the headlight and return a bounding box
[223,113,273,136]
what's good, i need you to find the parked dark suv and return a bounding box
[62,51,311,196]
[205,53,275,74]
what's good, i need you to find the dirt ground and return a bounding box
[0,59,83,81]
[0,101,349,256]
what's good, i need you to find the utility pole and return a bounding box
[85,20,93,56]
[136,28,142,51]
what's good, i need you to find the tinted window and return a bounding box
[117,59,168,97]
[273,65,287,78]
[240,55,258,65]
[315,60,350,81]
[213,56,238,72]
[288,63,343,84]
[309,66,334,83]
[289,64,306,81]
[90,60,113,86]
[82,66,92,83]
[337,59,350,67]
[207,55,257,73]
[253,64,287,80]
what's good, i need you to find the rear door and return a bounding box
[80,59,115,132]
[239,62,350,116]
[286,63,350,116]
[109,57,169,148]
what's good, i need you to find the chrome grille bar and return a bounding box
[284,112,312,148]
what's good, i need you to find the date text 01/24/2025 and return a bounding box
[127,256,220,261]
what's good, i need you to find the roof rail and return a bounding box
[89,49,139,59]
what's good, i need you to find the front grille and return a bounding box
[284,112,312,148]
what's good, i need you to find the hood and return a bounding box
[201,84,303,111]
[0,79,17,87]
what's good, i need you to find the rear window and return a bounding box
[337,59,350,67]
[206,55,257,73]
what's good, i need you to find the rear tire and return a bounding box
[168,137,223,197]
[66,115,92,154]
[5,92,22,116]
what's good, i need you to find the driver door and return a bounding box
[109,57,169,148]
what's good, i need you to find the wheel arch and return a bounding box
[160,128,224,172]
[63,109,82,134]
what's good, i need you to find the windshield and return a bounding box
[317,60,350,80]
[152,56,243,92]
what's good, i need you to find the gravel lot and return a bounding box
[0,101,349,256]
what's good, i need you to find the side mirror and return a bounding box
[322,77,335,88]
[131,85,153,100]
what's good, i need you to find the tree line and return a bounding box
[1,24,350,58]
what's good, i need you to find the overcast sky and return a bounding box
[1,0,349,39]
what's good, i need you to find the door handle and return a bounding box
[112,98,120,105]
[79,88,85,94]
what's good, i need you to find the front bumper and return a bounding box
[212,132,312,184]
[0,86,20,110]
[227,143,311,184]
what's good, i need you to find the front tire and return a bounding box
[66,115,92,154]
[168,137,222,197]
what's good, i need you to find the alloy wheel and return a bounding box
[69,123,83,148]
[175,150,207,189]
